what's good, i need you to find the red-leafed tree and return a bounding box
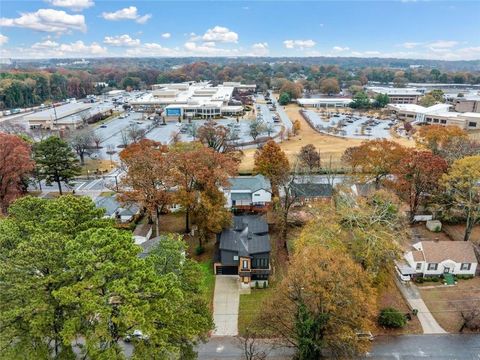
[170,142,238,239]
[392,150,448,222]
[0,133,35,214]
[119,139,172,235]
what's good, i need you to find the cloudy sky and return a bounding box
[1,0,479,60]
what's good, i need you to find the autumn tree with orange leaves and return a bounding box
[342,139,408,188]
[416,125,467,154]
[0,133,35,214]
[170,142,238,242]
[261,245,377,359]
[119,139,172,235]
[254,140,290,196]
[392,150,448,222]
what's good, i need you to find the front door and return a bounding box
[444,267,450,274]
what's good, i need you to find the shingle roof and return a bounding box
[95,196,139,217]
[419,241,478,264]
[138,236,162,258]
[292,182,333,198]
[231,193,252,201]
[228,175,271,193]
[220,215,270,256]
[412,250,425,262]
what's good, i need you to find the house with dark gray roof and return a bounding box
[223,175,272,209]
[95,195,140,223]
[291,182,333,204]
[215,215,271,286]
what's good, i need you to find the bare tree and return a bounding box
[127,123,146,143]
[236,331,271,360]
[249,118,266,143]
[120,129,130,148]
[68,129,93,165]
[92,133,103,149]
[79,111,90,127]
[170,130,181,144]
[106,144,117,168]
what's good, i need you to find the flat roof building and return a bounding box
[25,102,93,130]
[367,86,423,104]
[297,97,352,108]
[131,81,250,120]
[387,103,480,130]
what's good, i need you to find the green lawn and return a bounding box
[199,260,215,311]
[238,287,275,336]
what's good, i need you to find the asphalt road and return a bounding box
[197,334,480,360]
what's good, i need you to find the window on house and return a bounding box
[461,263,471,270]
[254,193,260,196]
[427,263,438,270]
[233,255,238,261]
[253,258,269,269]
[440,120,446,124]
[469,122,477,128]
[416,263,422,270]
[242,260,248,269]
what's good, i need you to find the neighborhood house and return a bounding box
[215,215,271,287]
[404,241,478,277]
[95,196,140,223]
[223,175,272,209]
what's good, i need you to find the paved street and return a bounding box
[213,276,240,336]
[197,334,480,359]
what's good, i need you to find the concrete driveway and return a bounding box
[395,278,446,334]
[213,276,240,336]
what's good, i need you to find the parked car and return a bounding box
[124,330,149,342]
[100,125,107,128]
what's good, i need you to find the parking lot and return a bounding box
[303,110,397,139]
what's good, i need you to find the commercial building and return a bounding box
[451,94,480,113]
[367,87,423,104]
[296,97,352,108]
[25,102,93,130]
[387,103,480,130]
[130,81,253,120]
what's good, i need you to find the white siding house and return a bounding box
[223,175,272,208]
[404,241,478,277]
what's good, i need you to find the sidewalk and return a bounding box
[395,278,446,334]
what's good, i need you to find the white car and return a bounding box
[124,330,149,342]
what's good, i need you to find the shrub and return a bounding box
[255,281,259,289]
[378,307,407,328]
[456,275,474,280]
[262,281,267,289]
[194,245,205,256]
[414,277,424,284]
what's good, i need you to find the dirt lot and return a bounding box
[444,224,480,245]
[419,277,480,333]
[376,277,423,335]
[410,224,453,245]
[238,102,415,173]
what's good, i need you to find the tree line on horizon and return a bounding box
[2,61,480,109]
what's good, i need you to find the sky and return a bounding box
[0,0,479,60]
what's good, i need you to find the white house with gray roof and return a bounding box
[223,175,272,209]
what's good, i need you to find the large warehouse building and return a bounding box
[130,81,254,120]
[25,102,93,130]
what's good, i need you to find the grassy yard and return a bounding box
[199,260,216,311]
[419,277,480,333]
[80,159,115,175]
[238,287,275,336]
